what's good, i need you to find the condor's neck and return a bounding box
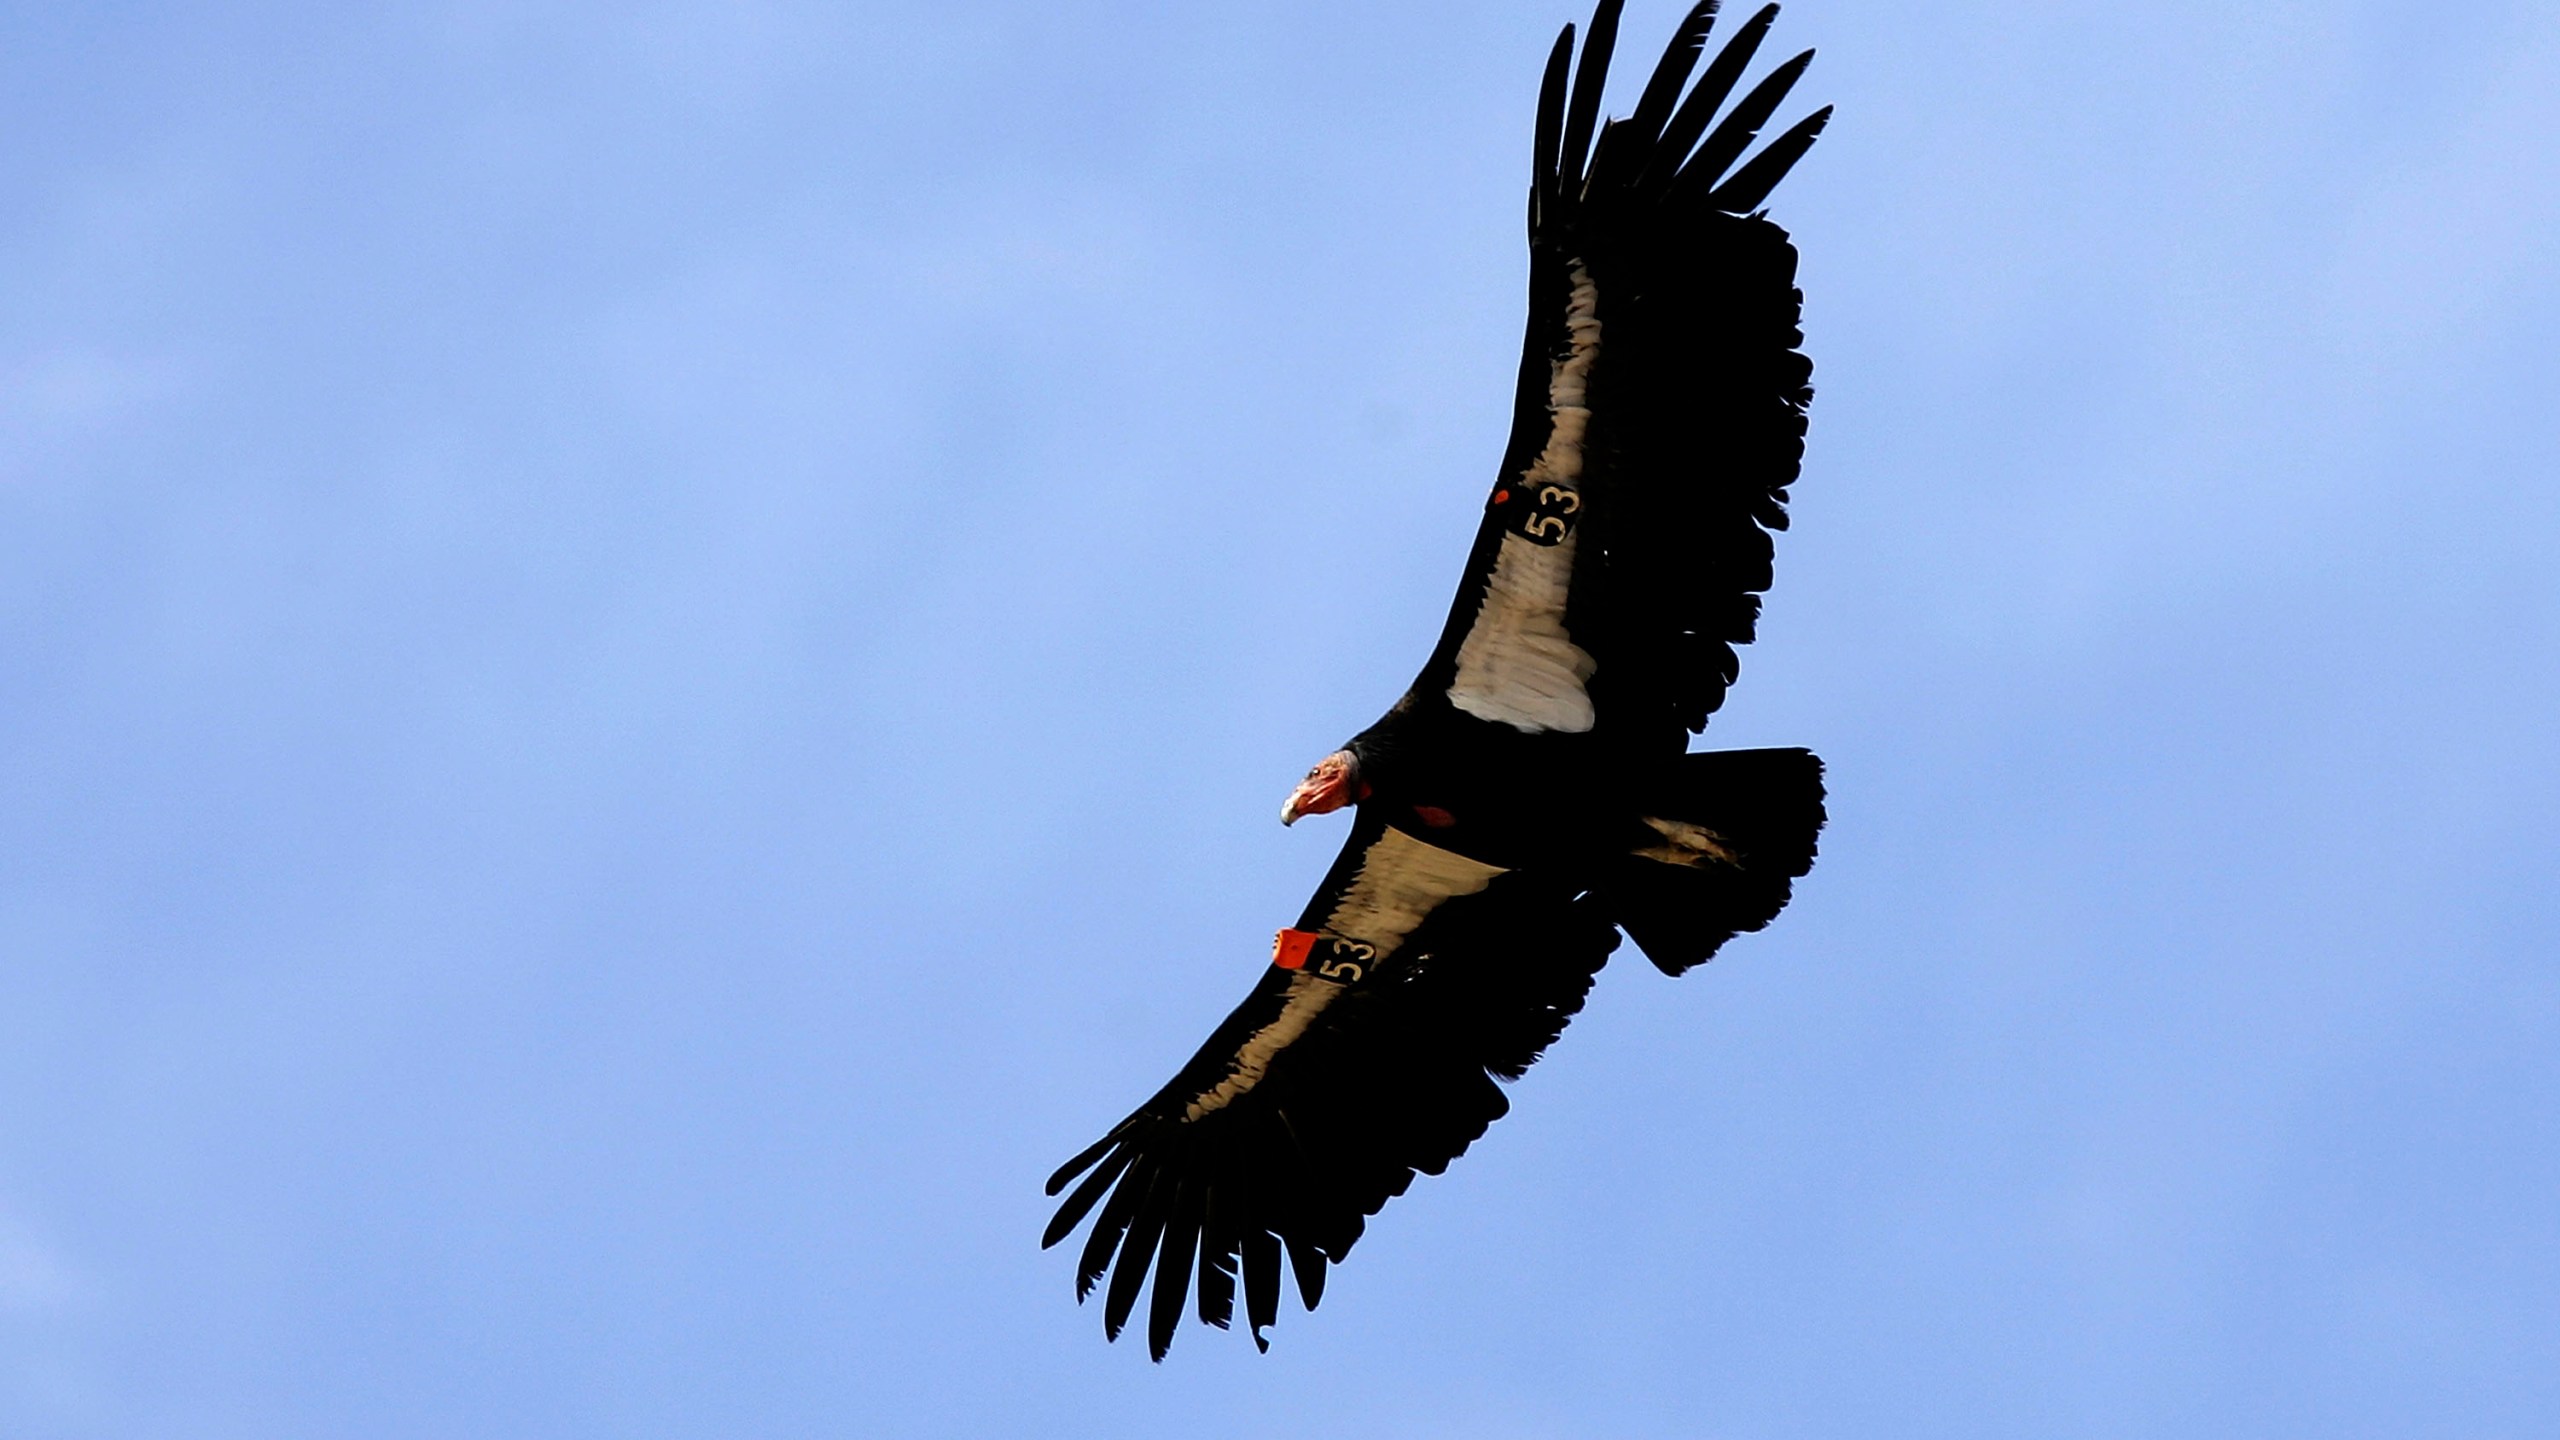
[1343,689,1466,800]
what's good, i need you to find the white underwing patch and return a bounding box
[1184,973,1337,1121]
[1320,826,1509,960]
[1182,829,1508,1121]
[1448,260,1602,733]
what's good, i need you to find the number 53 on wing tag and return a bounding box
[1489,480,1582,545]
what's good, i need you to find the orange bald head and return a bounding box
[1280,750,1366,826]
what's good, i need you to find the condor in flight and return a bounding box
[1044,0,1832,1359]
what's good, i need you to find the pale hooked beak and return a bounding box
[1280,750,1361,826]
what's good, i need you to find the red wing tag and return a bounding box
[1271,929,1319,970]
[1271,929,1377,984]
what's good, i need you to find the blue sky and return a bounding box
[3,1,2555,1434]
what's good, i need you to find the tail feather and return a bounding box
[1602,747,1824,975]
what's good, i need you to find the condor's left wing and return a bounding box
[1041,813,1620,1359]
[1416,0,1829,755]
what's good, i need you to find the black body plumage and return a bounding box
[1044,0,1833,1360]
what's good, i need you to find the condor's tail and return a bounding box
[1598,746,1825,975]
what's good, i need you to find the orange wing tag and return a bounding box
[1271,929,1377,984]
[1271,929,1319,970]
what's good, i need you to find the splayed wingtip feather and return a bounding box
[1558,0,1624,193]
[1710,103,1831,213]
[1677,47,1814,197]
[1042,1146,1133,1251]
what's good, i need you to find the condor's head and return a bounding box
[1280,749,1369,826]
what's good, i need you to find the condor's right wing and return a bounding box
[1041,811,1620,1360]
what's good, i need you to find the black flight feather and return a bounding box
[1196,1187,1239,1329]
[1677,48,1814,198]
[1100,1167,1172,1341]
[1146,1181,1202,1360]
[1074,1161,1146,1301]
[1242,1229,1281,1351]
[1286,1233,1328,1310]
[1585,0,1720,197]
[1044,1120,1130,1196]
[1711,103,1832,212]
[1644,2,1778,190]
[1625,0,1719,147]
[1532,25,1575,203]
[1557,0,1623,193]
[1041,1146,1132,1249]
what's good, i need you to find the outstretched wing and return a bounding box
[1041,814,1622,1359]
[1417,0,1829,753]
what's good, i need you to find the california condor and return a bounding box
[1044,0,1832,1359]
